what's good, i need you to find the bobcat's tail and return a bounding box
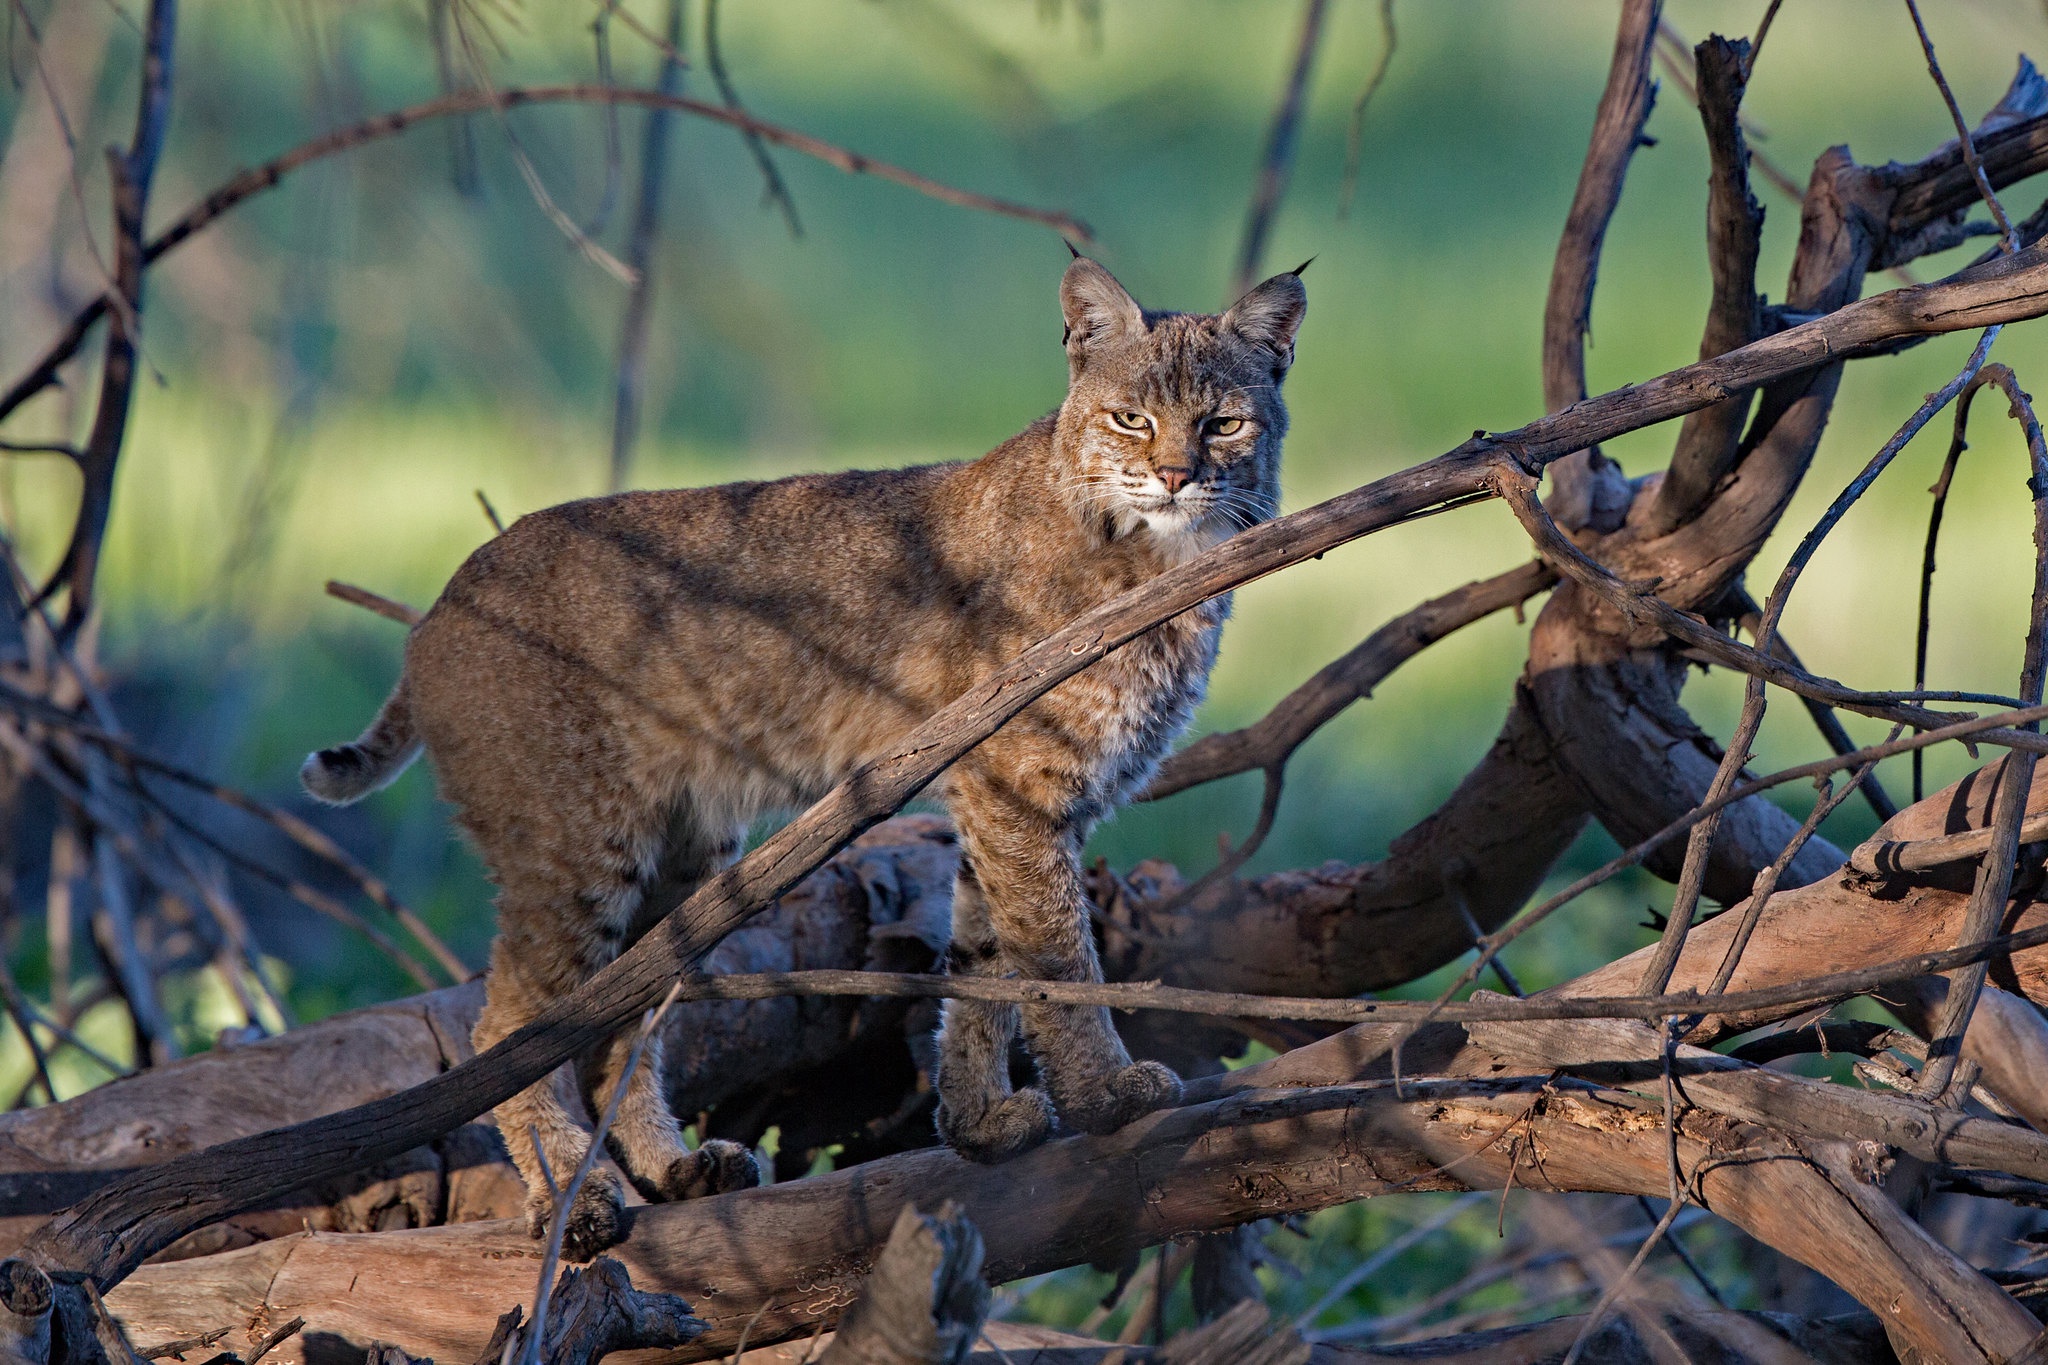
[300,673,422,805]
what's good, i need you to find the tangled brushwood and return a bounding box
[12,0,2048,1362]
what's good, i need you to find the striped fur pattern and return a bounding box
[301,257,1306,1259]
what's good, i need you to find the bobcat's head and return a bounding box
[1053,255,1306,560]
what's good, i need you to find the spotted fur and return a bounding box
[300,257,1306,1256]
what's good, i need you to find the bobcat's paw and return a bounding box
[937,1087,1055,1164]
[653,1139,762,1201]
[1061,1060,1182,1136]
[526,1168,625,1261]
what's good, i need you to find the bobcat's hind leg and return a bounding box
[474,937,625,1262]
[934,859,1055,1162]
[585,812,761,1203]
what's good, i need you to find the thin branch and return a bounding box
[1730,595,1898,820]
[1852,808,2048,875]
[1336,0,1396,218]
[1649,31,1765,535]
[446,6,639,285]
[520,977,686,1365]
[324,579,422,626]
[1904,0,2020,249]
[539,929,2048,1030]
[0,83,1093,428]
[1144,560,1553,800]
[610,0,684,494]
[1232,0,1330,299]
[35,0,175,635]
[1746,0,1783,77]
[1918,364,2048,1099]
[1497,460,2048,755]
[1705,744,1889,997]
[580,0,624,240]
[1635,327,2000,997]
[0,951,57,1104]
[704,0,799,236]
[0,439,80,460]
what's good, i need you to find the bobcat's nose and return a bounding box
[1157,466,1193,495]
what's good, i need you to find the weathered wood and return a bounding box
[816,1204,986,1365]
[98,1060,2047,1365]
[521,1258,705,1365]
[1538,0,1658,533]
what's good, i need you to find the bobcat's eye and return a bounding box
[1207,417,1248,437]
[1108,410,1152,433]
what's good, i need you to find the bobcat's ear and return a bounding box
[1222,269,1308,375]
[1061,257,1144,359]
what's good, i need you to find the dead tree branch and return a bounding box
[25,241,2048,1288]
[1539,0,1658,534]
[0,83,1093,429]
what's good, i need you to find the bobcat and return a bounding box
[301,255,1307,1259]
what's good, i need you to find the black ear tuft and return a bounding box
[1065,239,1084,260]
[1290,256,1316,277]
[1222,270,1308,373]
[1060,257,1144,359]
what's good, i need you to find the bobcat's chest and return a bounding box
[1064,598,1226,808]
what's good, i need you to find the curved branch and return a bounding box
[0,84,1093,426]
[1649,34,1765,534]
[1142,559,1553,800]
[1539,0,1658,533]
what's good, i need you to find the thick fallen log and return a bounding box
[99,1047,2048,1365]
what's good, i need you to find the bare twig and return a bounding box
[324,579,422,626]
[520,978,686,1365]
[509,929,2048,1030]
[610,0,684,493]
[0,84,1092,429]
[1650,31,1766,535]
[1436,702,2048,1010]
[1336,0,1396,218]
[704,0,799,236]
[0,951,57,1104]
[0,673,469,984]
[1232,0,1330,299]
[1144,560,1553,800]
[1290,1191,1487,1332]
[1919,365,2048,1099]
[1904,0,2020,249]
[1705,745,1891,997]
[1730,594,1899,821]
[1635,327,2000,998]
[446,5,639,285]
[35,0,175,635]
[1746,0,1783,77]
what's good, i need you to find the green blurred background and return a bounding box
[4,0,2047,1338]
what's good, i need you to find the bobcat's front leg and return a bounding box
[939,772,1180,1152]
[933,859,1055,1162]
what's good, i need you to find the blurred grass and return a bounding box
[3,0,2048,1332]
